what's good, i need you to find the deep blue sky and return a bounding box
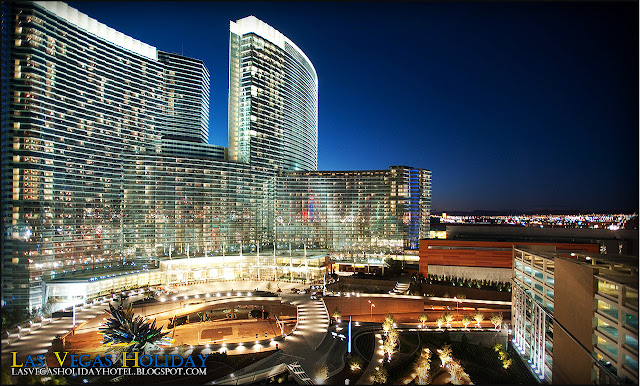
[68,1,638,213]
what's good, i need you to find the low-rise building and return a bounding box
[419,239,598,282]
[511,246,638,384]
[44,252,327,311]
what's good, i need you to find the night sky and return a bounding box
[67,1,638,213]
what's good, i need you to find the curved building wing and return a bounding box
[228,16,318,171]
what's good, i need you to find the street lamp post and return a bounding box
[368,300,375,321]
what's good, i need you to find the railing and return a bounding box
[287,362,314,385]
[210,363,288,385]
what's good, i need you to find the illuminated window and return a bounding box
[598,300,619,320]
[597,318,618,339]
[599,280,619,299]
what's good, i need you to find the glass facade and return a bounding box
[512,248,555,381]
[277,167,430,251]
[512,282,553,381]
[1,3,431,313]
[595,275,639,383]
[228,16,318,172]
[512,248,639,384]
[157,51,211,144]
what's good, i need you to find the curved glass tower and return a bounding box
[228,16,318,171]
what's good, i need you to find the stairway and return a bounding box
[390,282,410,295]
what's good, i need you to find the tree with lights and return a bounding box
[436,316,445,330]
[415,348,432,385]
[383,328,399,361]
[448,358,469,385]
[348,355,364,371]
[473,311,484,329]
[371,366,388,384]
[382,313,396,334]
[461,314,472,330]
[490,312,503,330]
[418,312,428,329]
[437,343,452,367]
[314,363,328,384]
[443,311,454,328]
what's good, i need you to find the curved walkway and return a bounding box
[210,293,333,384]
[356,332,384,385]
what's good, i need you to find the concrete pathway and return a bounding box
[356,332,384,385]
[1,298,141,366]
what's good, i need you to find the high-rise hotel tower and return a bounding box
[1,1,430,313]
[229,16,318,171]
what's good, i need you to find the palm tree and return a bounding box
[99,303,169,356]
